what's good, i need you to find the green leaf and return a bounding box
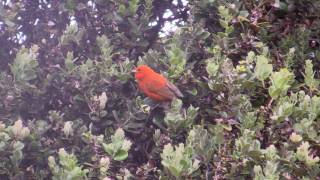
[102,143,114,156]
[303,60,319,91]
[65,51,76,73]
[187,126,215,162]
[102,128,131,161]
[161,143,199,178]
[272,100,294,123]
[114,150,128,161]
[206,59,219,77]
[164,99,198,134]
[13,141,24,151]
[246,51,256,63]
[65,0,77,10]
[254,55,273,82]
[268,68,294,99]
[296,141,320,167]
[10,46,39,84]
[48,149,88,179]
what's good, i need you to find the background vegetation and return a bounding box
[0,0,320,179]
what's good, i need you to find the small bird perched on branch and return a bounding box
[133,65,183,102]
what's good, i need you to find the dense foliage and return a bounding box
[0,0,320,179]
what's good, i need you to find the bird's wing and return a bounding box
[145,78,183,99]
[166,81,184,98]
[145,79,175,100]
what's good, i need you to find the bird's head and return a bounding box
[133,65,154,81]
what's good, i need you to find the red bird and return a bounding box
[133,65,183,101]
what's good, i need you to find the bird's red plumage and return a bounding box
[134,65,183,101]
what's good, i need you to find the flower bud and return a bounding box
[63,121,73,138]
[290,132,302,143]
[10,119,30,140]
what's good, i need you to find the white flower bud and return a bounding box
[100,156,110,167]
[58,148,67,157]
[10,119,30,140]
[114,128,125,139]
[122,140,132,151]
[290,132,302,143]
[99,92,108,109]
[63,121,73,138]
[48,156,56,168]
